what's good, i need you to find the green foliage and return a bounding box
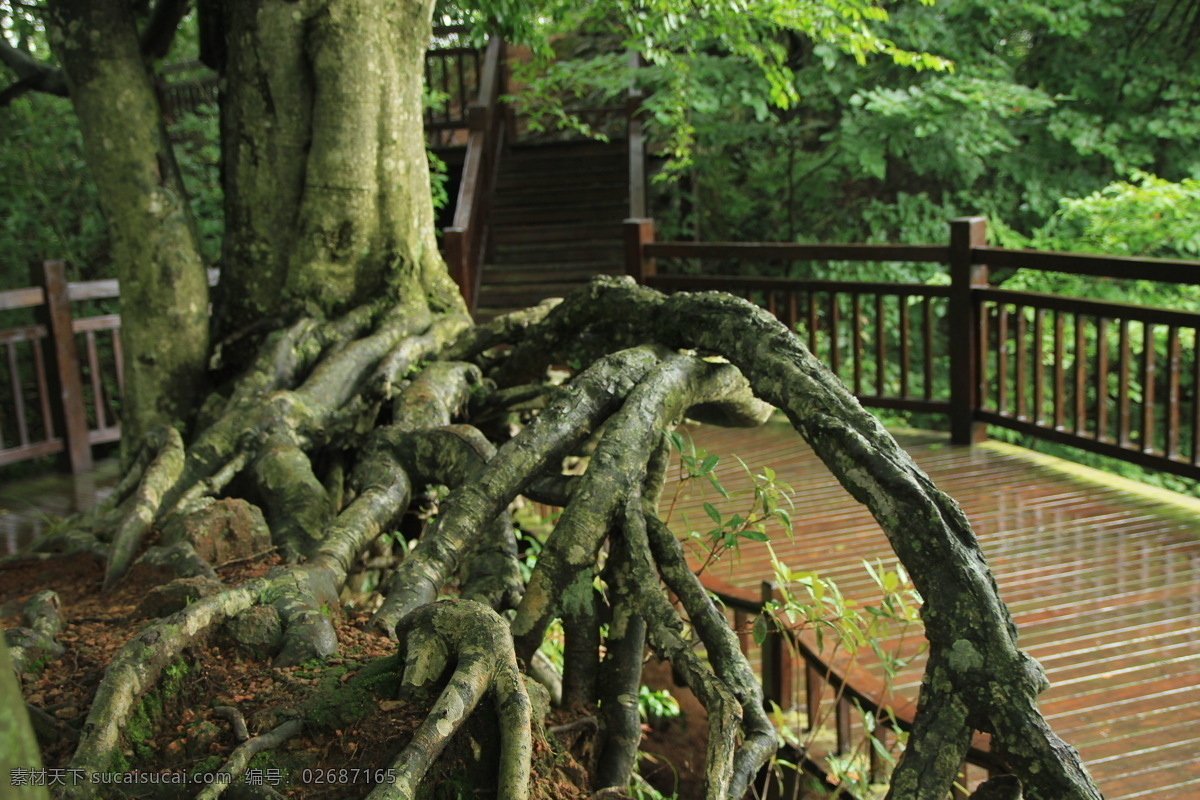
[428,149,450,214]
[636,685,681,725]
[763,558,921,794]
[655,0,1200,251]
[664,430,794,573]
[0,93,109,288]
[1028,171,1200,259]
[479,0,948,168]
[169,104,223,265]
[670,437,925,790]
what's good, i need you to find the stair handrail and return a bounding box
[626,50,647,219]
[444,35,507,314]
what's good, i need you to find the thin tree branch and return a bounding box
[140,0,191,62]
[0,36,66,104]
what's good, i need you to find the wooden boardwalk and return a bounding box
[662,420,1200,800]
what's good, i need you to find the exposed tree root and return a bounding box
[62,582,265,798]
[195,717,303,800]
[369,600,532,800]
[103,426,185,588]
[212,705,251,742]
[369,345,665,637]
[5,590,65,678]
[16,281,1106,800]
[618,495,746,799]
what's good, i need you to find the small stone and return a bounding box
[219,606,284,660]
[161,498,271,564]
[135,577,225,618]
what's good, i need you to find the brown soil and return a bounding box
[1,552,604,799]
[2,548,815,799]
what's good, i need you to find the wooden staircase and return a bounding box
[474,140,629,319]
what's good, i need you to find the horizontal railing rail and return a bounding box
[0,262,121,472]
[644,241,952,263]
[0,264,219,473]
[626,216,1200,482]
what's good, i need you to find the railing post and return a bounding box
[835,696,852,755]
[467,102,487,133]
[444,228,472,312]
[760,581,786,710]
[40,260,92,474]
[624,218,656,284]
[805,659,821,732]
[949,217,989,445]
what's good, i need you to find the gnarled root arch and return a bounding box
[42,277,1102,800]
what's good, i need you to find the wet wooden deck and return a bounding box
[662,420,1200,799]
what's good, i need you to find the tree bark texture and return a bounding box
[212,0,465,351]
[45,0,211,450]
[0,636,51,800]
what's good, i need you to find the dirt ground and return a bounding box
[2,551,739,799]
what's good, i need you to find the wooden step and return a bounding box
[490,243,623,265]
[482,263,623,284]
[503,140,626,164]
[493,183,627,206]
[492,205,626,226]
[497,171,627,194]
[470,139,631,320]
[491,221,623,244]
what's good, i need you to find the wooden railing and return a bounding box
[626,51,647,219]
[425,25,484,148]
[443,37,507,312]
[0,263,222,474]
[158,60,218,120]
[625,216,1200,483]
[701,573,1004,795]
[0,262,123,473]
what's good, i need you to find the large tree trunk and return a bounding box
[45,0,210,449]
[211,0,464,363]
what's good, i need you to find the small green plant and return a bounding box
[637,686,681,726]
[758,556,922,795]
[630,757,680,800]
[663,430,794,575]
[665,432,924,794]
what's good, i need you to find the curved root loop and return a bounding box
[368,601,532,800]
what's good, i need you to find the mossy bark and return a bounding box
[0,637,51,800]
[212,0,464,355]
[44,0,210,451]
